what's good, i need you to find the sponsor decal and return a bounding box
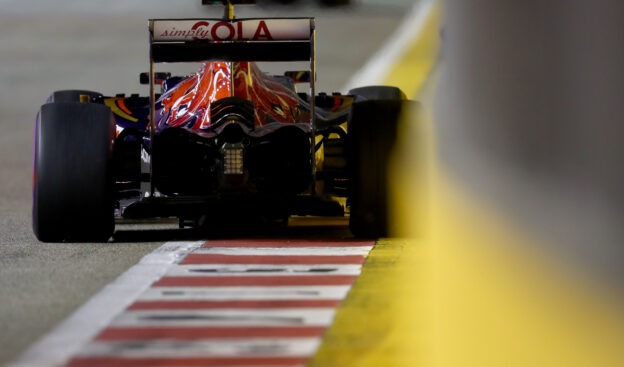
[159,20,271,41]
[153,19,311,42]
[104,98,138,123]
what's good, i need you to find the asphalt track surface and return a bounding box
[0,0,417,363]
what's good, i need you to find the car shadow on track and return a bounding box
[111,217,354,242]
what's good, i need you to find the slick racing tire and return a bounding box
[348,86,407,101]
[46,90,103,103]
[348,99,415,238]
[33,102,115,242]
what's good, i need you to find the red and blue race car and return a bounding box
[32,0,415,242]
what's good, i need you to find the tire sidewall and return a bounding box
[33,102,115,242]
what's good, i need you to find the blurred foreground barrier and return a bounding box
[313,0,624,365]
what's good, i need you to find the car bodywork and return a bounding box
[114,15,352,222]
[33,0,411,241]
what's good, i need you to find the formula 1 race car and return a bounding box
[32,0,415,242]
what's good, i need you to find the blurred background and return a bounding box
[436,0,624,287]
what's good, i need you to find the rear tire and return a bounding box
[348,99,416,238]
[33,102,115,242]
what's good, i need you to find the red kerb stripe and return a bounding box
[96,326,326,340]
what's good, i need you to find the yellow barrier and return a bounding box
[312,0,624,365]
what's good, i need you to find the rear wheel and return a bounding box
[348,99,416,238]
[33,102,115,242]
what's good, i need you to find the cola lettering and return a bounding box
[158,20,274,41]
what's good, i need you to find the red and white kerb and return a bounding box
[64,239,373,367]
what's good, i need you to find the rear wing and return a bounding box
[149,18,314,62]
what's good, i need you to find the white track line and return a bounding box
[8,242,204,367]
[343,0,434,92]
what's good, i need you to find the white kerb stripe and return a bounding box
[138,285,352,301]
[111,309,336,327]
[166,264,364,277]
[192,246,373,256]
